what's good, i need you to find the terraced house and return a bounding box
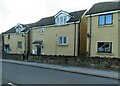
[86,1,120,57]
[3,23,36,55]
[31,10,87,56]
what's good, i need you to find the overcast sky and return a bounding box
[0,0,117,33]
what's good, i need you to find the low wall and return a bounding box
[2,53,120,71]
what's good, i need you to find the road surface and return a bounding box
[2,62,119,84]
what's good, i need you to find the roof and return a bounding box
[3,9,86,34]
[32,40,43,44]
[36,9,87,26]
[3,23,37,34]
[68,10,86,22]
[86,1,120,15]
[36,16,55,26]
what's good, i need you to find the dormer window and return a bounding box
[56,16,67,25]
[55,10,71,25]
[15,24,26,33]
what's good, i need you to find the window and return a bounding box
[60,16,63,24]
[97,42,112,53]
[8,35,10,39]
[98,14,112,26]
[64,16,67,23]
[59,36,68,45]
[40,27,44,34]
[56,16,67,25]
[18,41,22,48]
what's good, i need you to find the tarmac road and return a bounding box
[2,62,119,84]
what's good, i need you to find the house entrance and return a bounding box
[32,40,43,56]
[4,44,10,53]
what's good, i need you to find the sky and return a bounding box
[0,0,117,33]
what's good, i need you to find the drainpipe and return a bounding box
[27,29,30,55]
[88,15,92,56]
[74,22,76,56]
[77,21,81,57]
[55,34,57,55]
[24,32,26,55]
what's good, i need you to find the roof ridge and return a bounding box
[69,9,87,14]
[95,1,118,4]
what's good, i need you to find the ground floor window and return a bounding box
[59,36,68,45]
[97,42,112,53]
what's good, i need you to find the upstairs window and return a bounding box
[18,41,22,48]
[59,36,68,45]
[98,14,113,26]
[56,16,68,25]
[40,27,44,34]
[97,42,112,53]
[8,35,10,39]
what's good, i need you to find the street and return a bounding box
[2,62,119,84]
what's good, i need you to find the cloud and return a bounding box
[0,0,10,20]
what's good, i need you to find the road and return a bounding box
[2,62,119,84]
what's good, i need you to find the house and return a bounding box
[2,23,37,55]
[31,10,87,56]
[86,1,120,57]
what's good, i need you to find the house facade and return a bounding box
[3,23,36,55]
[86,1,120,57]
[30,10,87,56]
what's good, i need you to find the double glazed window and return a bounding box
[56,16,67,25]
[98,14,113,26]
[8,35,10,39]
[59,36,68,45]
[18,41,22,48]
[97,42,112,53]
[40,27,44,34]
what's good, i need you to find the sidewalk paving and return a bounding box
[2,59,119,80]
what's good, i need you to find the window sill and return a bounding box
[98,24,114,28]
[40,33,44,35]
[96,52,113,56]
[54,23,69,27]
[58,44,68,46]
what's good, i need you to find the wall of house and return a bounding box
[4,33,26,54]
[31,24,79,56]
[87,12,119,57]
[80,16,87,54]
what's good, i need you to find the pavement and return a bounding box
[2,59,120,80]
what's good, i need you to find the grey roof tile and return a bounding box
[4,9,86,34]
[86,1,120,15]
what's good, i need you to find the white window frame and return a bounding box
[56,16,69,25]
[18,41,22,48]
[97,42,112,53]
[58,36,68,45]
[40,27,44,34]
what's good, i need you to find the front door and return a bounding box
[37,45,41,56]
[4,44,10,53]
